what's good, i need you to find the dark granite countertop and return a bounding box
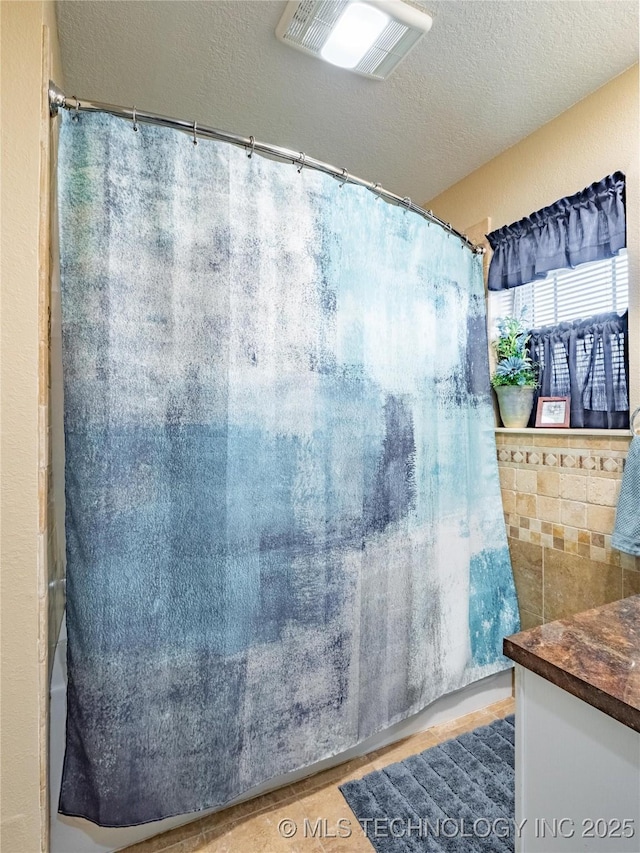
[504,595,640,733]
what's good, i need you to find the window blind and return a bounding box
[488,249,628,329]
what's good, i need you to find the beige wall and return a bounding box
[427,65,640,408]
[1,3,63,851]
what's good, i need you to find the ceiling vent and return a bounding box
[276,1,433,80]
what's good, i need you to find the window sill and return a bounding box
[494,427,631,437]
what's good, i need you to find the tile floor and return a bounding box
[122,696,515,853]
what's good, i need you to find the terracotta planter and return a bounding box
[495,386,535,428]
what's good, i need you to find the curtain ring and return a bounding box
[247,136,255,158]
[132,107,138,133]
[192,121,198,146]
[372,182,381,200]
[402,197,412,213]
[72,96,80,121]
[339,168,349,188]
[297,153,305,174]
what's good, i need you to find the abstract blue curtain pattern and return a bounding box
[487,172,626,291]
[58,111,519,827]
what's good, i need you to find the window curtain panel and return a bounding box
[486,172,626,291]
[57,111,519,828]
[528,311,629,429]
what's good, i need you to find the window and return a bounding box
[487,250,630,430]
[485,173,629,429]
[489,249,628,331]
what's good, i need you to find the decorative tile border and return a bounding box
[497,449,624,472]
[504,511,640,571]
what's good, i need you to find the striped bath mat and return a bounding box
[340,715,515,852]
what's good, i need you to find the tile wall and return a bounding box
[496,431,639,629]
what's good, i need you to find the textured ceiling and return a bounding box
[56,0,638,203]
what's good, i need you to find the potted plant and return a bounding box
[491,316,538,428]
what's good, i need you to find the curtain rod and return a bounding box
[48,82,484,255]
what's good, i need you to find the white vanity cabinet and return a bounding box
[504,595,640,853]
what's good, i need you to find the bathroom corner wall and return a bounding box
[496,432,639,629]
[426,65,640,628]
[1,3,64,851]
[426,64,640,411]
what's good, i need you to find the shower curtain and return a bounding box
[58,111,519,827]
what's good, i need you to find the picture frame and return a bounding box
[535,396,570,428]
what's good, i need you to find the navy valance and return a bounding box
[486,172,626,291]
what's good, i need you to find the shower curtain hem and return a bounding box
[57,657,514,828]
